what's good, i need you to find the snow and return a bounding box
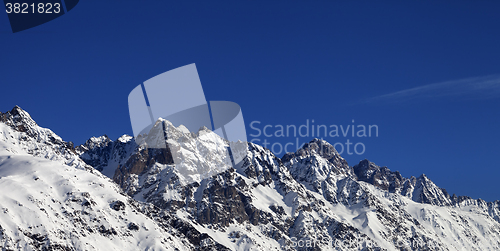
[117,135,133,143]
[177,125,191,134]
[251,181,293,216]
[0,139,190,250]
[176,210,282,251]
[0,121,89,170]
[2,108,500,251]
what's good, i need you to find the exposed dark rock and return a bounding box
[111,200,126,211]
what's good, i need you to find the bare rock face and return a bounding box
[283,138,352,179]
[353,159,404,192]
[0,106,89,170]
[0,105,39,134]
[3,106,500,250]
[0,133,218,250]
[353,160,454,207]
[93,131,500,250]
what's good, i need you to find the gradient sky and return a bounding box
[1,1,500,201]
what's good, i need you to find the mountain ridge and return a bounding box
[2,106,500,250]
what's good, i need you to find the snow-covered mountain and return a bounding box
[0,107,229,250]
[2,106,500,250]
[0,106,89,170]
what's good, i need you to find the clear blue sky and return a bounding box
[1,1,500,201]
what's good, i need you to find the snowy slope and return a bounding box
[0,106,89,170]
[0,140,195,250]
[3,106,500,251]
[77,135,137,178]
[100,124,500,250]
[0,107,230,251]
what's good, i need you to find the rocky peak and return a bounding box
[82,135,112,150]
[0,105,40,135]
[351,159,457,206]
[353,159,404,193]
[0,106,88,169]
[78,133,141,178]
[5,106,500,250]
[286,139,344,162]
[282,138,352,180]
[409,173,452,206]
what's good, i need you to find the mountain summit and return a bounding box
[1,106,500,250]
